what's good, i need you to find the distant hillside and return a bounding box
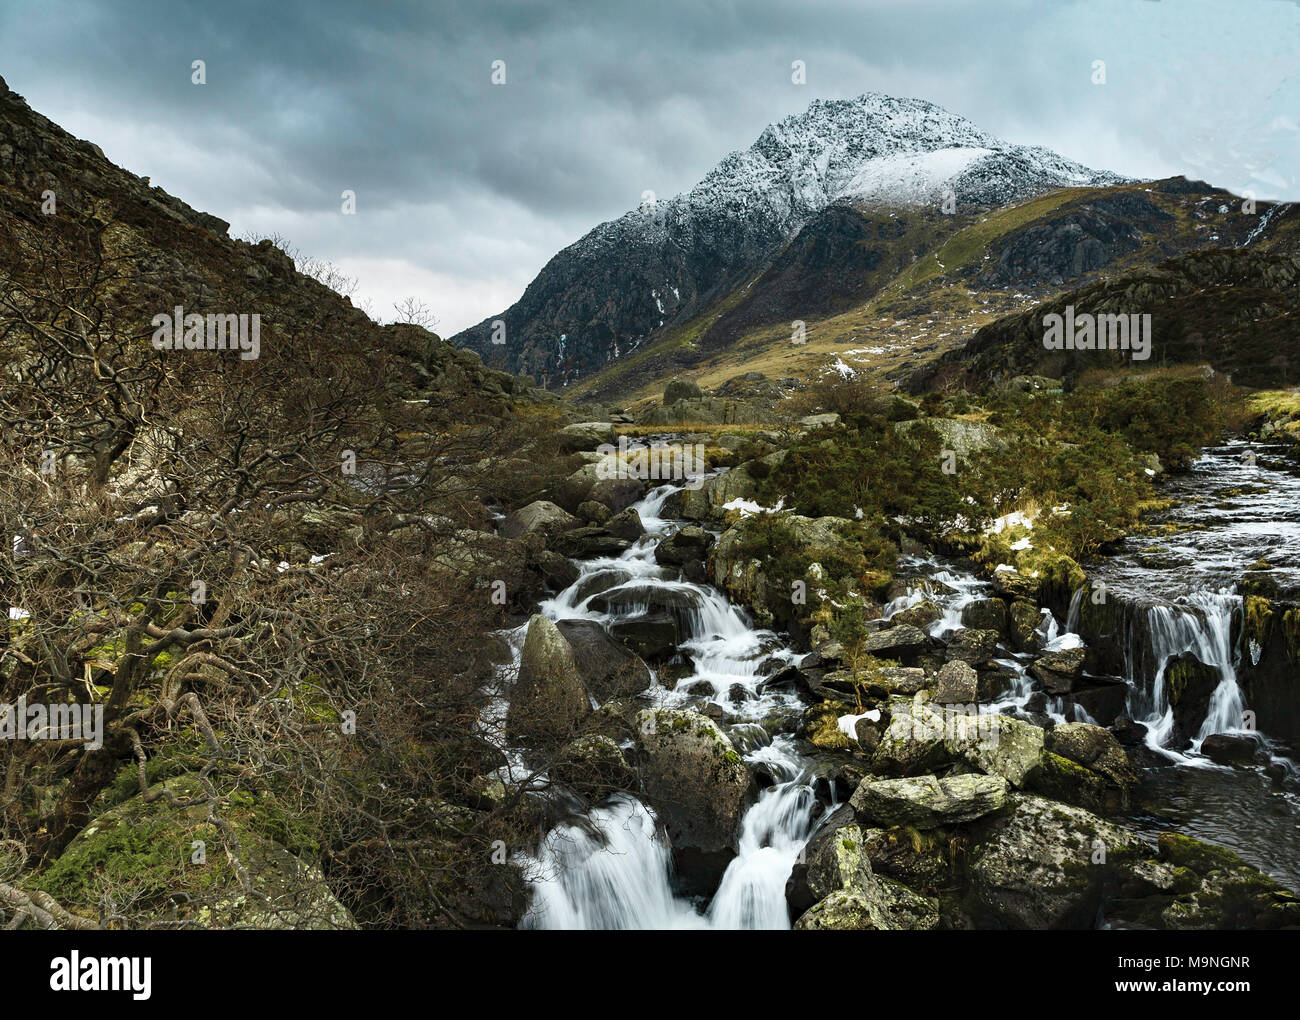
[907,248,1300,392]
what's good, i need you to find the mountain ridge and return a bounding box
[452,93,1127,385]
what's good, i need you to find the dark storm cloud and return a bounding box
[2,0,1295,332]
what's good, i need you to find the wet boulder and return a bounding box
[966,793,1145,928]
[1199,732,1261,767]
[654,526,714,582]
[1029,723,1139,812]
[604,506,645,542]
[890,600,942,630]
[933,660,978,705]
[851,773,1009,829]
[555,619,652,703]
[1030,647,1086,694]
[864,624,930,660]
[943,628,1001,668]
[961,598,1009,635]
[633,708,755,881]
[1164,652,1221,749]
[506,615,591,748]
[552,735,638,801]
[1008,599,1044,652]
[609,613,679,662]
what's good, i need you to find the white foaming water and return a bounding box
[521,480,820,929]
[521,795,708,930]
[1133,591,1245,760]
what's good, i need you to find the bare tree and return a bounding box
[392,297,439,332]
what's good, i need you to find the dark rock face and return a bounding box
[1164,652,1221,749]
[1200,732,1261,767]
[911,248,1300,393]
[980,193,1169,290]
[1238,595,1300,745]
[1030,647,1086,694]
[654,525,714,582]
[555,619,652,703]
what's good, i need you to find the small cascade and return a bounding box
[1128,591,1244,756]
[517,477,820,929]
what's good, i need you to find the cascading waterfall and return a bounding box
[516,477,821,929]
[1129,591,1245,755]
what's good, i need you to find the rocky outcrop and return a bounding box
[633,709,755,882]
[663,378,704,404]
[966,794,1145,929]
[506,615,591,747]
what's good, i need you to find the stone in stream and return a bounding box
[966,793,1145,929]
[943,627,1001,668]
[933,660,978,704]
[551,526,631,559]
[551,734,637,801]
[633,708,755,892]
[603,506,644,541]
[873,697,1045,788]
[863,624,929,659]
[1007,598,1044,652]
[1111,715,1148,747]
[961,597,1009,635]
[1199,732,1261,767]
[506,615,591,748]
[1029,723,1139,813]
[575,500,611,524]
[609,613,679,661]
[786,810,939,931]
[555,619,652,703]
[654,525,714,583]
[851,773,1009,829]
[889,599,942,630]
[1030,646,1086,694]
[1163,652,1221,749]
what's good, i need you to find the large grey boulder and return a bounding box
[555,619,652,703]
[557,421,616,453]
[633,708,754,859]
[506,615,591,747]
[967,793,1145,929]
[1030,647,1086,694]
[873,696,1045,788]
[851,773,1008,829]
[500,499,579,540]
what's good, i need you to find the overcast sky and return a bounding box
[2,0,1297,334]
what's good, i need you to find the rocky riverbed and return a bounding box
[494,424,1300,929]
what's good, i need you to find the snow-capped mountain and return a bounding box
[453,93,1126,385]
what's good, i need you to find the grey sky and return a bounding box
[2,0,1296,334]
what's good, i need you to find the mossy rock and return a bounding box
[35,775,353,929]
